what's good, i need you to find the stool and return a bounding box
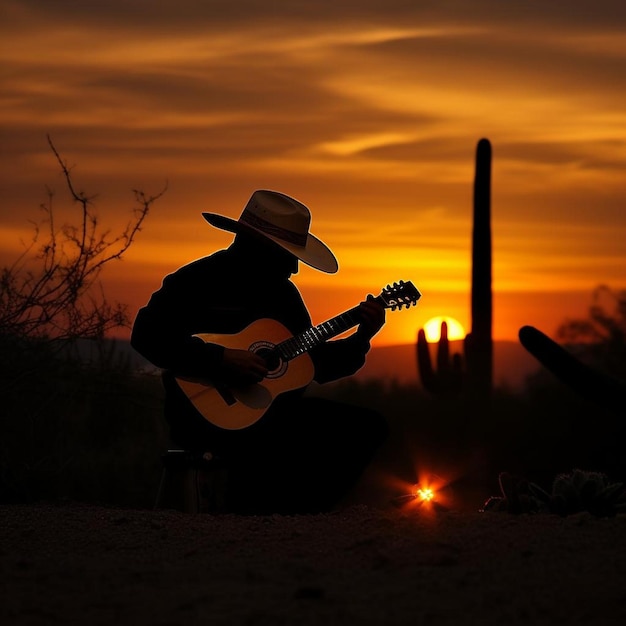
[154,449,229,513]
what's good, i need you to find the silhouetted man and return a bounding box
[131,190,387,513]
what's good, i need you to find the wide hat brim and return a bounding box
[202,212,339,274]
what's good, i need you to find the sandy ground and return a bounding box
[2,502,626,625]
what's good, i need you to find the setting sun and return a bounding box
[423,316,466,342]
[2,2,626,347]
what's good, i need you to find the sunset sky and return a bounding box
[2,1,625,347]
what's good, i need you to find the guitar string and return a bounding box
[271,285,418,363]
[277,309,360,361]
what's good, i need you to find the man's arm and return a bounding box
[311,295,386,384]
[130,261,229,379]
[131,300,224,379]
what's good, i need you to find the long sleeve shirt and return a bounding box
[130,245,371,388]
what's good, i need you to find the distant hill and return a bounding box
[109,337,540,391]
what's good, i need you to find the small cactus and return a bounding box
[416,321,463,395]
[481,472,546,514]
[482,469,626,517]
[530,469,626,517]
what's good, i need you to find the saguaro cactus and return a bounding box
[417,138,494,403]
[466,138,493,403]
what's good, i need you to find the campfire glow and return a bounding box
[389,471,452,511]
[416,487,435,502]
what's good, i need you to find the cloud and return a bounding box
[1,0,625,343]
[7,0,626,30]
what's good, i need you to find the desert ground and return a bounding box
[2,501,626,626]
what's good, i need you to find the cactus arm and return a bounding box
[417,328,438,393]
[519,325,626,415]
[436,320,450,373]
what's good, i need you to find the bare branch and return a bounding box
[0,137,165,345]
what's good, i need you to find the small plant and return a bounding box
[530,469,626,517]
[482,469,626,517]
[481,472,546,514]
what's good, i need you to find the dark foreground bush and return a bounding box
[2,338,623,509]
[0,337,167,507]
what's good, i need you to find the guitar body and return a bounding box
[173,280,420,431]
[175,318,315,430]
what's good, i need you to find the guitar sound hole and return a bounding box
[256,348,281,372]
[249,341,287,379]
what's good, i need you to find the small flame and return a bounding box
[416,487,435,502]
[389,473,450,510]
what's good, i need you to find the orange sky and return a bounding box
[1,1,625,346]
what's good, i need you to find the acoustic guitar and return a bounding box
[175,280,421,430]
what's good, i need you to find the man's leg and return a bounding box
[225,396,388,514]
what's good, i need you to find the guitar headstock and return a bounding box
[379,280,421,311]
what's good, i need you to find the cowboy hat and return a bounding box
[202,190,339,273]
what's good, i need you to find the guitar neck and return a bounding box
[277,296,383,361]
